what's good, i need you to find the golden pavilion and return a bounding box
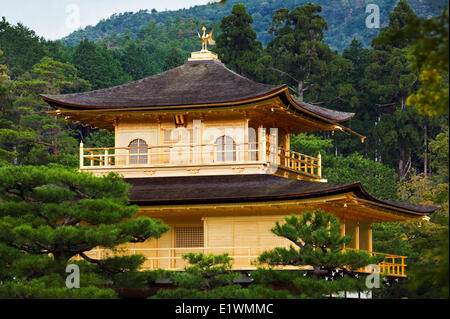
[41,39,438,278]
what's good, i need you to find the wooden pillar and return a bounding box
[285,133,290,151]
[341,220,345,251]
[244,118,249,162]
[193,119,201,164]
[158,116,162,165]
[355,221,360,250]
[79,141,84,169]
[258,124,266,162]
[202,217,208,250]
[200,114,205,164]
[318,152,322,178]
[368,224,373,253]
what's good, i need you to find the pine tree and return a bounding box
[265,3,332,100]
[0,18,47,79]
[256,210,382,298]
[7,57,91,167]
[72,39,131,90]
[120,42,154,80]
[372,0,419,50]
[152,253,291,299]
[0,166,169,298]
[216,4,263,79]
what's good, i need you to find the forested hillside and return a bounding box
[61,0,448,50]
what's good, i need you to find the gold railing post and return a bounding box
[79,141,84,169]
[318,152,322,178]
[104,149,108,167]
[261,129,267,163]
[355,222,360,250]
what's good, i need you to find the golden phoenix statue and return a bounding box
[197,26,215,51]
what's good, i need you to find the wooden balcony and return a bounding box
[85,246,407,278]
[79,142,322,179]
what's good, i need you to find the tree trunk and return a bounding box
[298,80,304,101]
[399,149,407,179]
[424,125,428,177]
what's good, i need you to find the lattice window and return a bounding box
[215,135,236,162]
[129,139,148,164]
[175,226,204,248]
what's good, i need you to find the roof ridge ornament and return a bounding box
[198,26,215,52]
[188,26,221,63]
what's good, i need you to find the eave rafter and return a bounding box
[50,94,353,136]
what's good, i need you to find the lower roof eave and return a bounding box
[125,174,439,218]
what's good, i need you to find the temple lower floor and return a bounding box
[84,203,408,277]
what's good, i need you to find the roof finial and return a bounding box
[197,26,215,52]
[188,26,221,63]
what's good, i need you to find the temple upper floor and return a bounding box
[79,114,324,180]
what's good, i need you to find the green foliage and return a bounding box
[408,216,449,299]
[372,0,419,50]
[152,253,241,298]
[72,39,131,90]
[84,129,115,148]
[290,134,333,158]
[0,274,118,299]
[258,211,380,271]
[325,152,398,200]
[152,253,294,299]
[0,17,47,79]
[0,56,91,167]
[290,134,398,200]
[216,4,263,79]
[256,210,381,298]
[429,127,449,182]
[373,3,448,116]
[265,3,332,99]
[0,166,169,298]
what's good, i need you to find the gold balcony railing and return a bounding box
[80,142,264,168]
[84,246,407,277]
[343,248,407,277]
[79,142,322,179]
[273,148,322,178]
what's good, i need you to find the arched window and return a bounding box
[215,136,236,162]
[129,139,148,165]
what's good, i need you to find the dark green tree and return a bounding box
[290,134,398,200]
[256,210,382,298]
[372,3,448,116]
[406,6,449,116]
[162,45,185,72]
[152,253,291,299]
[372,0,419,50]
[72,38,131,89]
[216,4,263,79]
[120,42,154,80]
[265,3,332,100]
[0,17,47,79]
[7,57,91,167]
[153,253,240,299]
[0,166,169,298]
